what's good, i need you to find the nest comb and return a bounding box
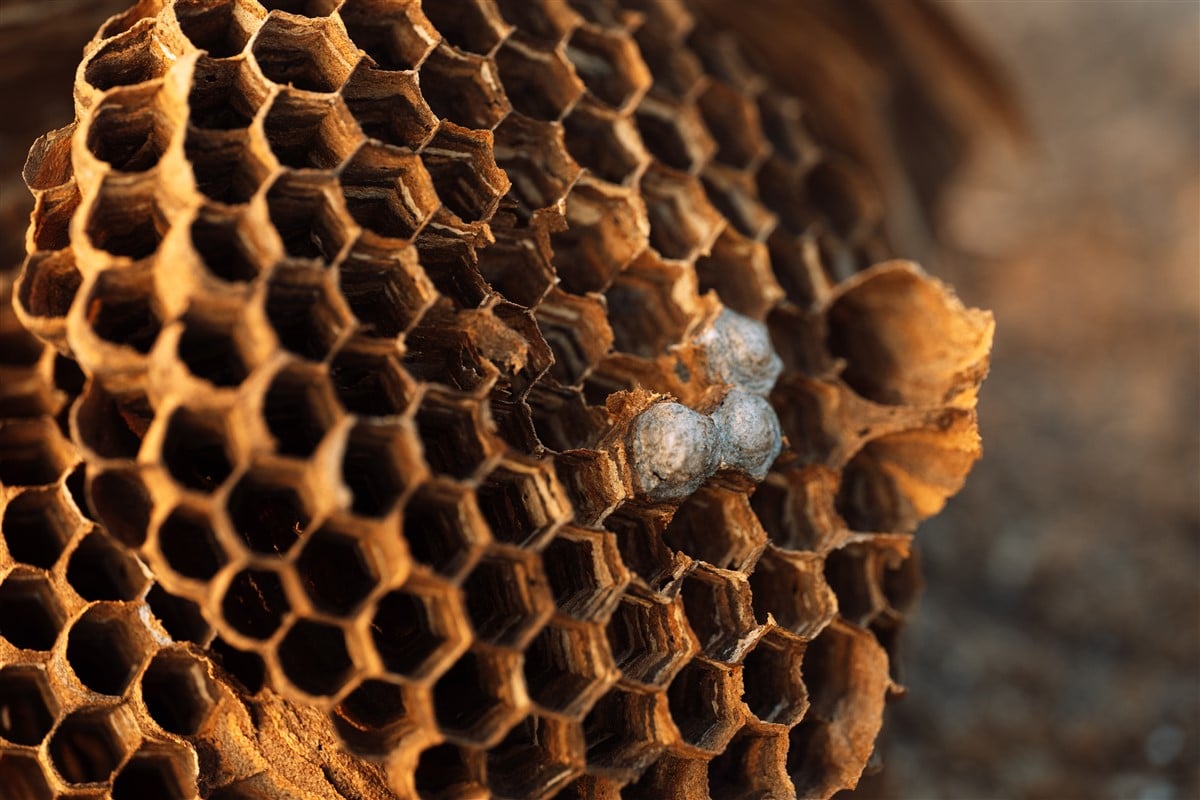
[1,0,993,797]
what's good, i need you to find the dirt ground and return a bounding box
[848,2,1200,798]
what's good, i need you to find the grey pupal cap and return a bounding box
[628,401,720,501]
[713,389,783,481]
[697,309,783,396]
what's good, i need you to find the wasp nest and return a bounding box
[2,0,993,797]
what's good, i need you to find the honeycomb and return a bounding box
[2,0,994,797]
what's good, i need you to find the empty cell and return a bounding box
[332,678,414,753]
[551,177,648,295]
[265,268,349,361]
[424,0,508,54]
[462,548,554,648]
[262,363,339,456]
[431,647,524,744]
[0,753,53,800]
[48,707,133,784]
[141,649,218,736]
[414,391,495,479]
[85,83,175,171]
[476,459,569,548]
[339,142,439,239]
[343,65,437,149]
[707,728,790,797]
[495,34,583,121]
[476,230,557,308]
[741,631,809,727]
[603,257,692,358]
[65,529,148,601]
[222,568,290,639]
[226,470,310,554]
[174,0,259,58]
[177,310,252,387]
[418,46,511,131]
[145,584,211,645]
[487,714,584,798]
[188,57,263,130]
[582,686,667,778]
[635,94,716,174]
[339,245,436,337]
[83,23,170,90]
[296,523,380,615]
[414,743,485,798]
[87,469,152,549]
[339,0,437,71]
[111,746,195,800]
[402,482,490,578]
[565,25,650,110]
[185,128,271,204]
[663,486,767,572]
[605,592,696,688]
[251,16,357,93]
[529,387,612,453]
[523,617,617,719]
[0,571,65,651]
[749,547,837,640]
[1,488,75,567]
[697,80,770,169]
[189,210,263,283]
[640,164,725,262]
[161,407,236,493]
[562,101,647,185]
[535,290,613,387]
[209,636,266,693]
[157,504,227,580]
[420,123,510,223]
[602,505,686,594]
[679,566,760,664]
[540,527,628,621]
[264,173,354,261]
[0,668,56,745]
[66,605,147,695]
[27,183,80,252]
[666,658,743,753]
[822,546,879,626]
[82,269,163,352]
[329,342,415,417]
[342,420,418,516]
[371,578,465,680]
[262,91,361,169]
[694,227,782,320]
[278,619,354,696]
[17,250,82,320]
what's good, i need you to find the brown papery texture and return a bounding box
[2,1,992,797]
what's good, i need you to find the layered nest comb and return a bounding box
[0,0,994,797]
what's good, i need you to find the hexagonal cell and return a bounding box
[49,706,134,785]
[339,0,437,70]
[741,630,809,727]
[222,568,290,640]
[582,685,669,780]
[341,419,421,517]
[340,243,436,337]
[603,505,688,595]
[694,227,783,321]
[85,82,176,172]
[297,522,380,615]
[462,546,554,648]
[605,591,697,689]
[79,468,147,548]
[420,123,510,223]
[0,753,53,800]
[476,229,556,308]
[22,123,73,193]
[262,90,361,170]
[535,289,613,387]
[329,340,416,417]
[277,618,355,697]
[623,753,708,800]
[265,172,355,262]
[402,304,504,392]
[679,566,761,664]
[603,254,693,358]
[0,571,64,651]
[635,94,715,174]
[65,529,148,602]
[260,363,338,457]
[475,458,571,548]
[226,468,311,554]
[17,249,82,323]
[524,616,617,719]
[111,745,196,800]
[414,389,498,480]
[145,584,212,645]
[140,649,218,736]
[494,34,583,122]
[188,56,266,130]
[65,604,148,695]
[663,485,767,572]
[1,488,75,567]
[562,100,647,186]
[707,727,791,798]
[413,742,486,799]
[265,267,350,361]
[332,678,418,754]
[696,80,770,170]
[343,64,437,149]
[432,646,526,746]
[551,176,648,295]
[640,164,725,262]
[565,25,650,110]
[411,217,492,308]
[0,667,56,745]
[530,386,612,454]
[177,309,253,387]
[666,657,743,754]
[339,141,438,240]
[160,406,236,493]
[174,0,260,58]
[371,576,466,680]
[541,526,628,621]
[157,504,227,581]
[424,0,508,54]
[82,21,170,90]
[81,267,164,354]
[419,45,511,131]
[493,114,581,218]
[83,177,167,259]
[251,15,358,92]
[487,714,584,798]
[185,128,272,205]
[208,636,266,693]
[189,209,264,283]
[401,481,490,578]
[701,161,776,242]
[750,546,837,640]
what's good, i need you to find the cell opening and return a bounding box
[209,636,266,693]
[0,572,64,651]
[177,310,251,387]
[339,0,435,71]
[339,249,435,337]
[421,122,510,222]
[494,35,582,121]
[278,619,354,697]
[265,268,347,361]
[523,618,614,718]
[562,102,646,184]
[333,679,412,753]
[188,57,259,130]
[431,649,511,741]
[88,468,152,547]
[49,708,131,785]
[227,471,310,554]
[605,593,695,688]
[83,270,163,352]
[265,175,351,261]
[418,46,511,131]
[343,66,437,149]
[145,585,211,645]
[158,505,227,580]
[251,16,355,93]
[84,187,166,259]
[185,128,268,205]
[221,569,289,639]
[1,489,74,568]
[414,394,493,479]
[190,211,262,283]
[0,753,52,800]
[0,668,56,746]
[741,633,808,727]
[330,344,414,416]
[86,85,173,171]
[475,462,565,548]
[565,26,648,110]
[111,748,193,800]
[402,483,489,578]
[82,21,170,90]
[297,524,379,615]
[666,659,740,752]
[65,606,146,695]
[262,364,338,456]
[339,143,438,240]
[262,91,359,170]
[414,743,483,797]
[18,250,82,320]
[462,550,552,648]
[175,0,257,58]
[65,529,148,601]
[161,407,235,493]
[141,650,218,736]
[541,528,627,621]
[371,583,460,679]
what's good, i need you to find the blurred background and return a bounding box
[1,1,1196,798]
